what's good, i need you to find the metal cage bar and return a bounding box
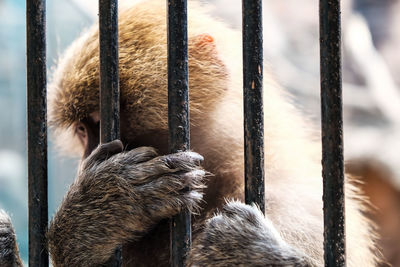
[99,0,121,265]
[319,0,346,266]
[167,0,191,266]
[242,0,265,213]
[26,0,49,266]
[99,0,120,143]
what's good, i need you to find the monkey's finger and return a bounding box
[219,201,265,227]
[91,151,204,186]
[116,152,204,185]
[167,169,206,192]
[117,146,159,165]
[130,155,205,186]
[160,151,204,170]
[137,170,206,218]
[136,170,205,198]
[145,189,204,221]
[177,169,207,189]
[82,140,124,170]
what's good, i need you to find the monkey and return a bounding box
[0,0,380,266]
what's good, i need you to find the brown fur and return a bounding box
[43,0,380,266]
[0,210,23,267]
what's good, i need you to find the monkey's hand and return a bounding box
[48,140,205,267]
[188,201,316,267]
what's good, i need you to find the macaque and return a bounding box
[0,0,380,266]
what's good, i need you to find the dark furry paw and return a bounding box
[0,210,22,267]
[188,201,314,267]
[126,150,206,219]
[80,143,206,225]
[49,143,206,266]
[81,139,124,170]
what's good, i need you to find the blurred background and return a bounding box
[0,0,399,265]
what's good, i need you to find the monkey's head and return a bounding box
[48,1,233,159]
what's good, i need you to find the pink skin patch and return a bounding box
[200,34,214,43]
[195,34,215,48]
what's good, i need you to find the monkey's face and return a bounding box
[73,110,169,159]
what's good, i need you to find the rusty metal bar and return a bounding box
[242,0,265,213]
[99,0,120,143]
[167,0,190,266]
[99,0,121,265]
[319,0,346,266]
[26,0,48,266]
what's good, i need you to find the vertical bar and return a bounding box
[99,0,121,266]
[242,0,265,213]
[99,0,120,143]
[167,0,190,266]
[26,0,49,266]
[319,0,346,266]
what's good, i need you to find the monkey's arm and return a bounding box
[47,140,205,266]
[0,210,23,267]
[188,201,317,267]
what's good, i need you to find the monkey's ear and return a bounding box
[190,34,216,50]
